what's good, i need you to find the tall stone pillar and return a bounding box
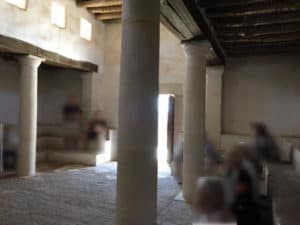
[206,66,224,149]
[17,55,43,177]
[182,41,210,202]
[116,0,160,224]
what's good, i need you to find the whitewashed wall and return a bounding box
[0,57,83,125]
[0,0,105,70]
[222,53,300,140]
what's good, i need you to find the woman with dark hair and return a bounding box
[251,123,280,162]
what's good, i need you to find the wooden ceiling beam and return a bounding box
[96,12,121,20]
[183,0,226,63]
[215,21,300,35]
[223,40,300,50]
[221,33,300,44]
[78,0,122,8]
[227,47,300,55]
[90,6,121,14]
[197,0,297,9]
[221,32,300,44]
[211,11,300,27]
[220,30,300,39]
[226,44,300,55]
[207,2,300,18]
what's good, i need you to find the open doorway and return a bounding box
[157,94,175,173]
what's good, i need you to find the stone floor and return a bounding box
[269,163,300,225]
[0,163,196,225]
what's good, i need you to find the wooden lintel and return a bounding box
[78,0,122,8]
[0,34,98,72]
[167,0,202,37]
[90,6,122,14]
[96,12,121,20]
[160,0,194,40]
[183,0,226,63]
[160,15,186,40]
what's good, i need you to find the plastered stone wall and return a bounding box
[0,57,83,125]
[38,68,83,124]
[223,53,300,137]
[0,0,105,69]
[0,58,20,125]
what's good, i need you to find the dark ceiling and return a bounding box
[194,0,300,56]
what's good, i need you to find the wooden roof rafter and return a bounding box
[197,0,300,55]
[77,0,122,22]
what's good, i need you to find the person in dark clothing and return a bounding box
[229,166,261,225]
[62,96,82,150]
[251,122,280,162]
[225,144,263,225]
[86,110,107,152]
[62,96,82,121]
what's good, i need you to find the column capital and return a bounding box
[18,55,43,68]
[206,65,225,76]
[182,41,211,58]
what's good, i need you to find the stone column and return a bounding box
[116,0,160,224]
[17,55,43,177]
[182,41,210,202]
[206,66,224,149]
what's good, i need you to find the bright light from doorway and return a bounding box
[5,0,27,9]
[80,18,92,41]
[51,1,66,28]
[157,94,170,174]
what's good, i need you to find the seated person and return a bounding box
[86,111,107,152]
[3,126,18,170]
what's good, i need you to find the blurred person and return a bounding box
[205,139,222,174]
[250,122,280,162]
[225,145,262,225]
[173,134,184,184]
[62,95,82,150]
[3,126,18,170]
[86,110,107,153]
[194,176,236,224]
[225,144,261,177]
[229,165,261,225]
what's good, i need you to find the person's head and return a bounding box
[94,110,104,120]
[225,145,254,171]
[195,177,227,215]
[250,122,269,138]
[67,95,78,104]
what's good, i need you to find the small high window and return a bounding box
[6,0,27,9]
[80,18,92,41]
[51,1,66,28]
